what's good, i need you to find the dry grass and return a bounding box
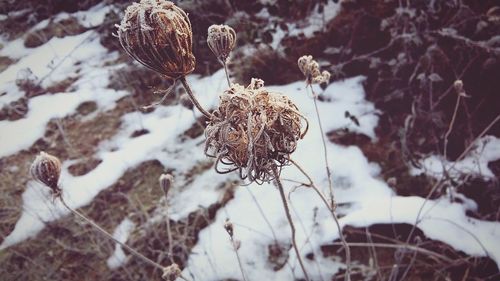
[0,159,236,280]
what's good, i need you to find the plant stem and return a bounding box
[443,92,461,160]
[165,205,174,263]
[289,158,351,281]
[230,236,248,281]
[272,166,310,281]
[59,196,164,270]
[309,84,335,208]
[179,77,212,119]
[222,61,231,87]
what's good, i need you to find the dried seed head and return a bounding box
[454,80,464,93]
[207,24,236,63]
[298,55,330,85]
[116,0,195,79]
[159,173,174,197]
[224,218,234,238]
[30,151,62,194]
[162,263,182,281]
[205,79,308,183]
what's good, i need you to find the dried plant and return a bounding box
[223,218,247,281]
[207,24,236,85]
[298,55,351,281]
[298,55,331,85]
[116,0,195,80]
[159,173,174,197]
[159,173,175,264]
[207,24,236,64]
[117,0,210,118]
[205,79,308,184]
[30,151,62,196]
[161,263,182,281]
[30,152,171,275]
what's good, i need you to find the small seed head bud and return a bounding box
[207,24,236,63]
[298,55,330,85]
[159,173,174,197]
[224,218,234,238]
[30,151,62,193]
[454,80,463,93]
[247,78,264,90]
[162,263,182,281]
[116,0,195,79]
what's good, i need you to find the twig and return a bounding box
[272,166,310,281]
[289,158,351,281]
[58,196,164,270]
[328,242,452,263]
[308,84,334,208]
[165,205,174,263]
[179,77,212,119]
[230,237,248,281]
[443,90,461,160]
[222,61,231,87]
[365,228,383,281]
[406,113,500,242]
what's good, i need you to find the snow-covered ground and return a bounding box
[1,2,499,281]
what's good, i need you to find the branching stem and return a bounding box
[289,158,351,281]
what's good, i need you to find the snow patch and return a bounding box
[107,218,136,269]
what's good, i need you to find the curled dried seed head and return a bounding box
[116,0,195,79]
[298,55,330,85]
[159,173,174,197]
[207,24,237,63]
[205,79,308,184]
[30,151,62,194]
[224,218,234,238]
[162,263,182,281]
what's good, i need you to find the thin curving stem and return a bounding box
[272,166,310,281]
[179,76,212,119]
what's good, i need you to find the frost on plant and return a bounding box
[205,79,308,184]
[116,0,195,79]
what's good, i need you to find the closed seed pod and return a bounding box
[159,173,174,197]
[30,151,62,193]
[116,0,195,79]
[207,24,237,63]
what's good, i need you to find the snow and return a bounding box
[1,2,500,280]
[181,81,500,279]
[271,1,341,49]
[411,135,500,180]
[107,218,136,269]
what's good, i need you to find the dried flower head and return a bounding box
[159,173,174,197]
[30,151,62,194]
[454,80,463,93]
[162,263,182,281]
[298,55,331,85]
[116,0,195,79]
[205,79,308,183]
[207,24,236,63]
[224,218,234,238]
